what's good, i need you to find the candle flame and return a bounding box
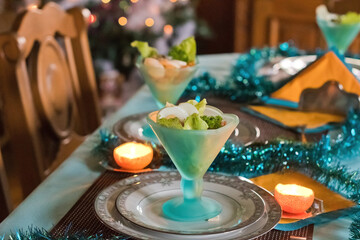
[276,184,313,197]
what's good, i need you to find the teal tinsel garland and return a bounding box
[185,42,303,102]
[1,227,130,240]
[350,214,360,240]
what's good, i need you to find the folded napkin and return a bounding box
[247,51,360,132]
[244,106,345,132]
[270,51,360,103]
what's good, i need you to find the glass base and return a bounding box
[162,197,222,222]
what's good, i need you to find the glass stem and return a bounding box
[181,178,203,201]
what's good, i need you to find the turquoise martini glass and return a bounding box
[136,57,198,109]
[147,111,239,221]
[317,17,360,54]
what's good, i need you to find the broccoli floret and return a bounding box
[200,116,223,129]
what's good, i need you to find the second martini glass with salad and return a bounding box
[114,37,198,145]
[316,5,360,54]
[132,36,198,109]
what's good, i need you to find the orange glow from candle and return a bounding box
[274,184,315,214]
[113,142,153,170]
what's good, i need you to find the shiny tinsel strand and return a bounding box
[1,227,130,240]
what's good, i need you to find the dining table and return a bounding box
[0,53,358,240]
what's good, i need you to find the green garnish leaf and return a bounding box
[340,12,360,24]
[158,117,183,129]
[187,98,207,115]
[131,41,158,58]
[169,37,196,63]
[201,116,223,129]
[184,113,208,130]
[195,99,207,115]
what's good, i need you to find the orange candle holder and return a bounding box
[113,142,153,170]
[274,184,315,214]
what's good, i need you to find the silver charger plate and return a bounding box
[94,172,282,240]
[277,55,360,77]
[113,112,260,147]
[115,173,265,235]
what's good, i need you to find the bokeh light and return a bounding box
[27,4,38,9]
[101,0,111,3]
[89,14,97,24]
[163,24,173,35]
[118,17,128,26]
[145,18,154,27]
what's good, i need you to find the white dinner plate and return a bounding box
[94,172,282,240]
[115,173,265,235]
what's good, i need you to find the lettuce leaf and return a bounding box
[187,99,207,115]
[184,113,208,130]
[158,117,183,129]
[341,12,360,24]
[131,41,158,58]
[168,37,196,63]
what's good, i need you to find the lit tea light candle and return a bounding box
[274,184,314,214]
[113,142,153,170]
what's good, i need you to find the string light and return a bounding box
[101,0,111,3]
[27,4,38,9]
[130,0,139,2]
[145,18,154,27]
[89,14,97,24]
[118,16,127,26]
[163,24,173,35]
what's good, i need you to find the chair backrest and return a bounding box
[0,3,102,197]
[246,0,360,52]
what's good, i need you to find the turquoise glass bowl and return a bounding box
[147,111,239,221]
[137,58,198,109]
[317,18,360,54]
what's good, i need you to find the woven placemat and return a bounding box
[50,170,314,239]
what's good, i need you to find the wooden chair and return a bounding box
[0,3,102,198]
